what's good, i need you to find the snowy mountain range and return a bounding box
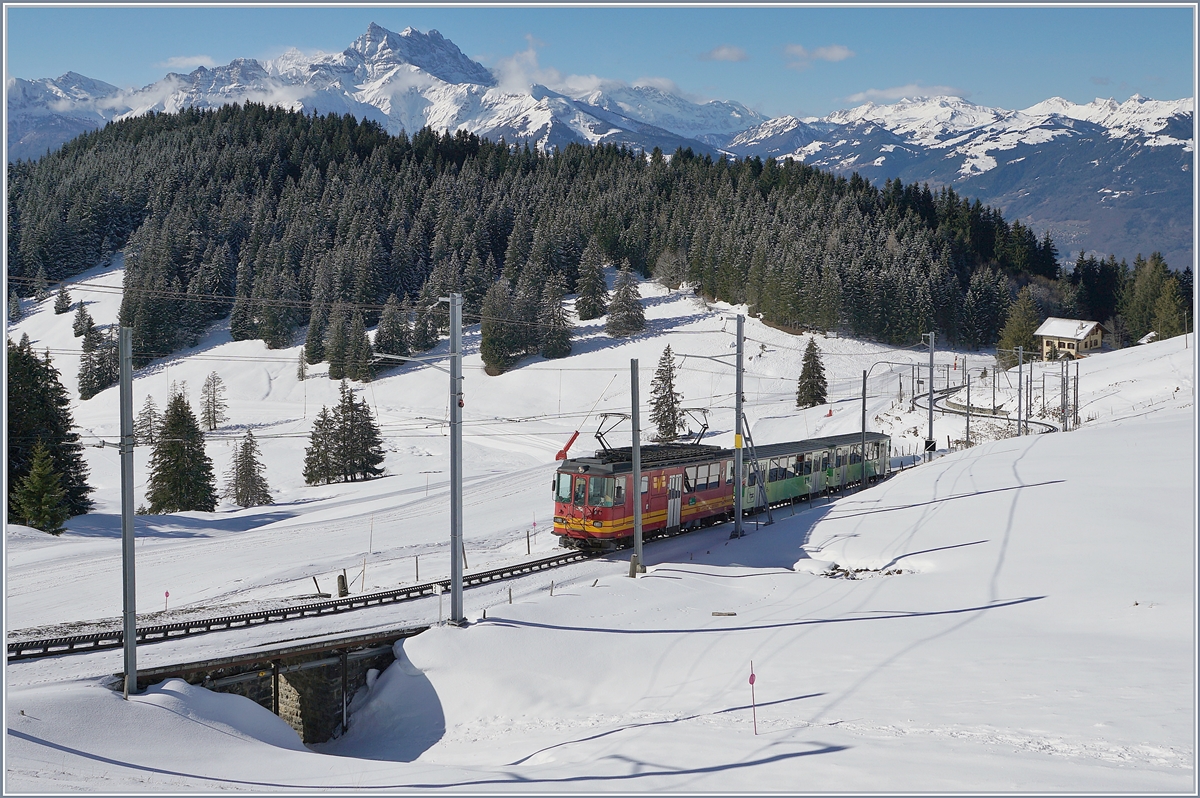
[6,22,1194,269]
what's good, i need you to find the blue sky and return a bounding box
[4,5,1195,117]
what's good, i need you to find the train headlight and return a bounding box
[553,516,565,525]
[593,521,603,528]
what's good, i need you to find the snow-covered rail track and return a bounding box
[6,548,600,661]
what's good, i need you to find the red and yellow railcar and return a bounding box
[552,444,734,549]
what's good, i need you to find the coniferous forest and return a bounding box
[6,103,1192,375]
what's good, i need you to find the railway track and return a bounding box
[6,548,600,661]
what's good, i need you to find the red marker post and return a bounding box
[749,661,757,735]
[164,590,169,612]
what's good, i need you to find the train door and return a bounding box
[666,473,683,533]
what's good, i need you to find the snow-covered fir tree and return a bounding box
[480,280,519,374]
[605,262,645,337]
[224,429,272,508]
[574,241,609,321]
[72,301,92,337]
[303,381,386,484]
[650,345,684,441]
[146,388,217,513]
[796,338,828,408]
[12,442,69,535]
[199,372,228,431]
[374,294,410,359]
[538,273,573,359]
[53,285,72,315]
[9,291,22,322]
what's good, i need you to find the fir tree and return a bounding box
[304,301,328,365]
[9,290,22,322]
[997,286,1042,367]
[224,429,272,508]
[605,262,645,337]
[649,345,684,441]
[7,336,93,519]
[199,371,228,431]
[1152,276,1186,339]
[297,349,308,381]
[146,390,217,513]
[134,395,162,446]
[33,266,50,301]
[575,241,609,320]
[538,273,573,359]
[410,286,439,352]
[480,280,519,374]
[302,407,337,485]
[53,285,72,315]
[302,382,386,484]
[374,294,410,358]
[13,442,69,534]
[72,301,92,337]
[346,309,374,382]
[796,338,828,408]
[78,324,118,400]
[325,304,349,380]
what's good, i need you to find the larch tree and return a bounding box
[649,345,684,441]
[199,371,228,431]
[134,395,162,446]
[796,338,828,408]
[146,389,217,513]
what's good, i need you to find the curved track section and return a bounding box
[7,549,598,661]
[915,386,1059,434]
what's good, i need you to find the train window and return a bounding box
[748,471,757,487]
[684,466,696,493]
[614,479,626,506]
[588,476,613,507]
[555,473,573,503]
[641,476,649,494]
[573,477,587,506]
[850,447,861,465]
[835,449,845,468]
[726,461,734,484]
[822,452,831,471]
[767,459,778,482]
[787,456,797,478]
[803,454,812,475]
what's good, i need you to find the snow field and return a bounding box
[4,262,1195,791]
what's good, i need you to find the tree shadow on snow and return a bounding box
[64,509,301,539]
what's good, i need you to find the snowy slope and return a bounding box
[4,262,1196,791]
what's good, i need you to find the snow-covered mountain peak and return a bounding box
[347,23,494,87]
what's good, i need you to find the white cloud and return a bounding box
[491,35,566,94]
[156,55,217,72]
[844,83,966,103]
[785,43,854,70]
[699,45,747,63]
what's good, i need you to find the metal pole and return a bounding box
[965,374,971,447]
[1017,346,1024,436]
[732,315,744,538]
[859,369,867,492]
[1074,360,1079,428]
[927,331,935,461]
[448,294,464,625]
[119,327,137,698]
[631,358,644,572]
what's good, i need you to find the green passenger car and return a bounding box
[739,431,891,511]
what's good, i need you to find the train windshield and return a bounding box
[588,476,615,507]
[554,472,573,503]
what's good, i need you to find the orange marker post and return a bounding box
[749,661,757,735]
